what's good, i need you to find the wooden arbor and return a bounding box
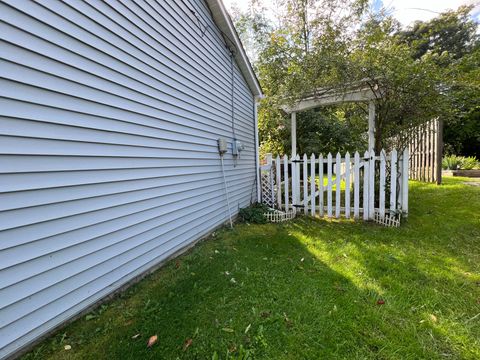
[282,82,383,156]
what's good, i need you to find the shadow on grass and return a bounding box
[24,178,479,359]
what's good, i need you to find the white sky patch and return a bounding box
[386,0,480,25]
[222,0,480,26]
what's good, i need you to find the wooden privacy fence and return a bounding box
[260,149,409,222]
[408,118,443,184]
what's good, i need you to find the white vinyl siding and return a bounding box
[0,0,256,358]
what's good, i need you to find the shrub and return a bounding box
[442,155,462,170]
[459,156,479,170]
[442,155,480,170]
[239,203,270,224]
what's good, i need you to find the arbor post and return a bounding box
[291,111,297,157]
[368,101,375,151]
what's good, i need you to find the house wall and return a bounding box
[0,0,256,357]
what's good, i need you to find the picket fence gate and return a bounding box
[260,149,409,223]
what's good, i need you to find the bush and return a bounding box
[442,155,462,170]
[460,156,479,170]
[442,155,480,170]
[239,203,269,224]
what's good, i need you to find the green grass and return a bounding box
[24,177,480,359]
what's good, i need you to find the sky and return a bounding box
[223,0,480,26]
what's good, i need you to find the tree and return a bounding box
[397,6,480,157]
[348,16,449,153]
[443,44,480,157]
[397,6,478,61]
[232,1,479,157]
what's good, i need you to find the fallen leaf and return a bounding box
[147,335,158,348]
[64,345,71,351]
[377,299,385,305]
[244,324,251,334]
[300,258,304,262]
[221,328,234,333]
[175,260,181,269]
[228,344,237,353]
[429,314,437,322]
[85,314,97,321]
[230,278,237,284]
[183,338,193,351]
[131,333,140,339]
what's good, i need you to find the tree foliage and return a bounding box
[396,6,480,157]
[232,1,480,157]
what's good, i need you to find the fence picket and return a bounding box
[284,155,289,211]
[379,150,386,218]
[421,125,426,181]
[432,119,437,182]
[354,151,360,219]
[296,155,301,209]
[402,148,409,215]
[276,155,281,209]
[430,120,435,181]
[335,152,341,218]
[303,154,308,215]
[319,154,324,217]
[310,154,316,216]
[363,151,369,220]
[368,150,375,219]
[390,149,397,212]
[291,155,296,213]
[427,121,432,182]
[412,132,416,180]
[327,153,333,218]
[415,133,420,180]
[345,152,351,219]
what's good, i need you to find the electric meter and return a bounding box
[217,138,228,155]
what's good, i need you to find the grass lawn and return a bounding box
[24,177,480,359]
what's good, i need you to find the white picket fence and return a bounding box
[260,149,409,222]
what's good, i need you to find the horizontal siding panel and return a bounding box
[0,99,224,143]
[0,117,217,149]
[0,152,255,173]
[0,185,253,291]
[0,40,253,123]
[0,79,253,141]
[0,1,254,116]
[0,164,254,193]
[0,167,253,210]
[0,136,217,157]
[0,201,250,352]
[0,0,257,357]
[0,184,252,314]
[0,174,255,250]
[0,65,253,138]
[0,173,254,232]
